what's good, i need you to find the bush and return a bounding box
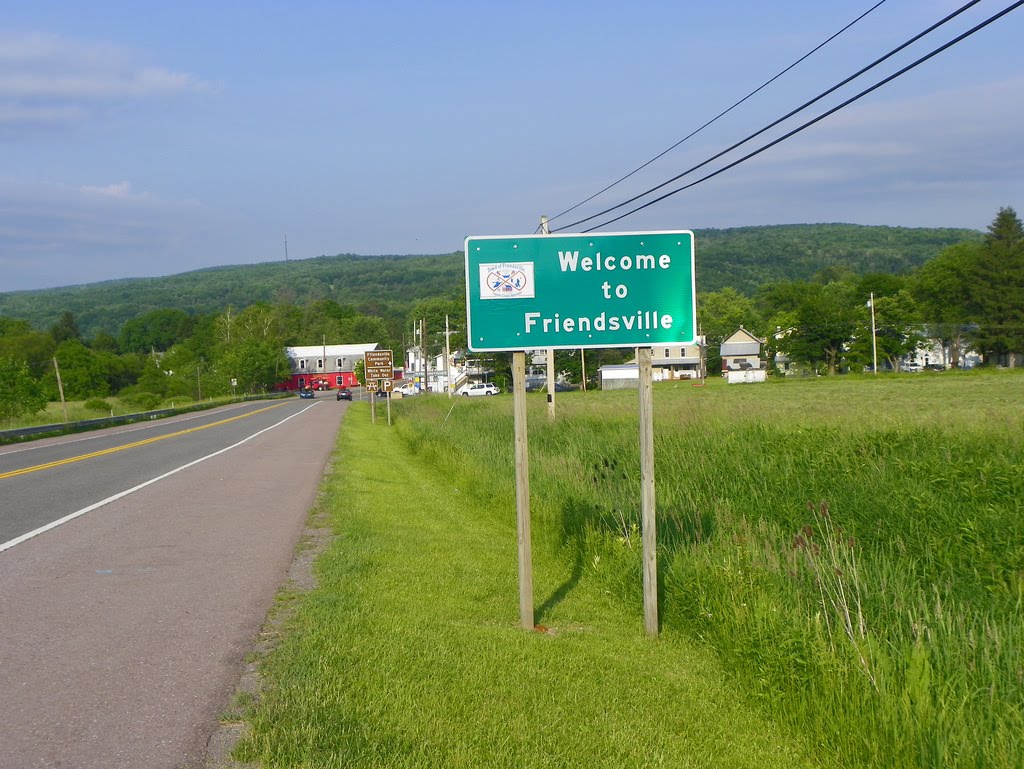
[83,398,111,412]
[118,389,163,411]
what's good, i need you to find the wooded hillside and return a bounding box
[0,224,980,337]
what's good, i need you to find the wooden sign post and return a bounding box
[637,347,658,636]
[512,352,533,629]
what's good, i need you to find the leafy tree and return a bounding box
[0,357,48,423]
[340,315,390,347]
[210,304,290,394]
[849,290,924,371]
[216,337,286,395]
[909,242,981,368]
[96,350,143,393]
[855,272,905,300]
[296,300,354,345]
[0,317,55,377]
[970,207,1024,364]
[89,330,120,353]
[697,288,762,371]
[119,309,195,353]
[773,281,859,374]
[42,340,110,400]
[50,311,81,345]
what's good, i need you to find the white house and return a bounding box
[404,344,474,393]
[720,328,766,383]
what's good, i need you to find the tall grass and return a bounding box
[234,397,821,768]
[393,372,1024,768]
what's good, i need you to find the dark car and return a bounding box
[336,387,352,401]
[298,388,315,399]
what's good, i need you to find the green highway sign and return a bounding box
[464,231,695,351]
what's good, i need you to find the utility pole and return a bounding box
[420,318,427,393]
[284,234,289,262]
[52,357,69,423]
[869,292,878,375]
[445,314,453,398]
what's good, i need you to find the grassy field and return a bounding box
[237,371,1023,768]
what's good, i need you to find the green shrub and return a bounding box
[83,397,111,412]
[118,389,163,411]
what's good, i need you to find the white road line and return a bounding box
[0,402,320,554]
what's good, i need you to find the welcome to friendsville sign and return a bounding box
[464,231,696,352]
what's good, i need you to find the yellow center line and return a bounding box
[0,403,289,481]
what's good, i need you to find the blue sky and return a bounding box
[2,1,1022,291]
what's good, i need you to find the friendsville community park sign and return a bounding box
[464,231,696,352]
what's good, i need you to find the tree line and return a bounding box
[0,297,462,423]
[3,210,1020,423]
[698,207,1024,374]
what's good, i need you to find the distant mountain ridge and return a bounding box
[0,223,981,337]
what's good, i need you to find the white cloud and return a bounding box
[0,32,214,129]
[80,181,146,200]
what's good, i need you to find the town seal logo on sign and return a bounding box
[480,262,535,300]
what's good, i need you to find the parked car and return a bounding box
[460,382,500,397]
[394,383,419,396]
[336,387,352,401]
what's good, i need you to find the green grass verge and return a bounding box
[234,401,822,768]
[386,371,1023,768]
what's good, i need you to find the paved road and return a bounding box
[0,397,346,768]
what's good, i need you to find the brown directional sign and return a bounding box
[364,349,394,381]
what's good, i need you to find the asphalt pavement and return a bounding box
[0,397,346,768]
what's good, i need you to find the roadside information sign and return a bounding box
[465,231,695,352]
[381,379,394,392]
[364,349,394,381]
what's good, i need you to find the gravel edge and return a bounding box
[201,461,337,769]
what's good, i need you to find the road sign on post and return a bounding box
[465,230,696,638]
[364,349,394,382]
[465,231,695,352]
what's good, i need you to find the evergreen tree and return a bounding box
[970,207,1024,365]
[49,311,81,345]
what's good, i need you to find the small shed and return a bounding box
[598,364,639,390]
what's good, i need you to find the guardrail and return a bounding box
[0,393,292,444]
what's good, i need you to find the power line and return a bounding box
[554,0,986,234]
[579,0,1022,233]
[543,1,889,230]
